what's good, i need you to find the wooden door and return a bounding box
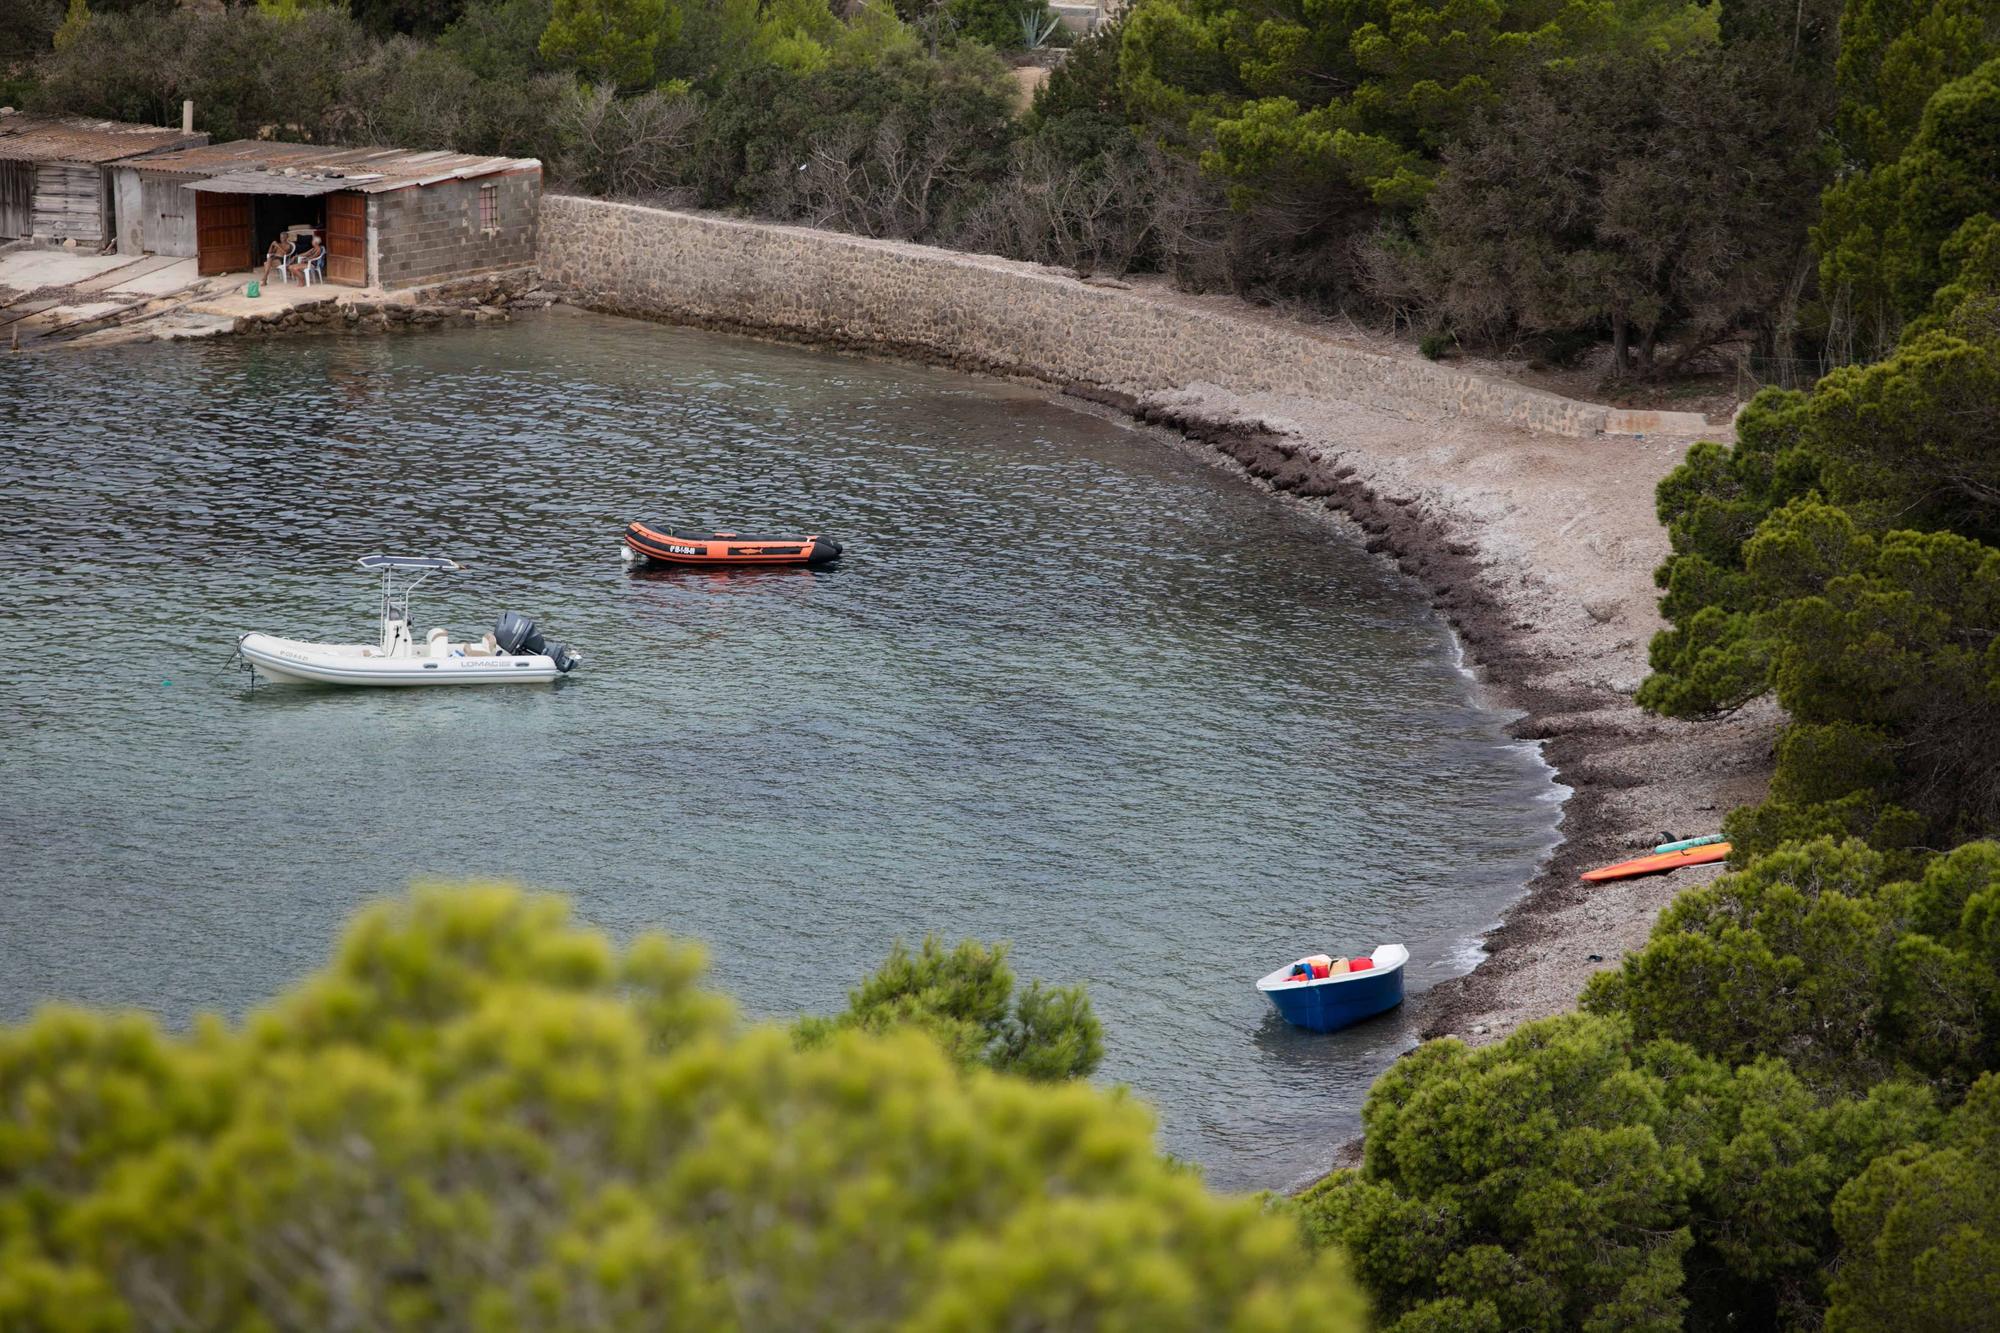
[325,192,366,286]
[32,164,105,247]
[113,169,143,254]
[195,192,251,275]
[142,174,196,257]
[0,161,30,240]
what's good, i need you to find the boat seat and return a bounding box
[427,628,453,659]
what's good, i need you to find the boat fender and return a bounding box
[1349,958,1374,973]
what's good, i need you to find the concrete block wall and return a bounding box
[370,170,540,290]
[536,196,1710,439]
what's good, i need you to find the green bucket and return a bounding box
[247,280,261,298]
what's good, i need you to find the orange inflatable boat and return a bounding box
[622,521,843,568]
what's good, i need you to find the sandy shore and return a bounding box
[1061,375,1774,1046]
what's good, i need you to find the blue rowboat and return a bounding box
[1257,944,1409,1033]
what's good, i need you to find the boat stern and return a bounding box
[1258,945,1409,1033]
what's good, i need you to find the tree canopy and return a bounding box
[1818,51,2000,358]
[1827,1070,2000,1330]
[0,886,1364,1332]
[539,0,672,89]
[796,934,1105,1081]
[1406,40,1826,373]
[1308,837,2000,1330]
[1583,838,2000,1096]
[1639,256,2000,853]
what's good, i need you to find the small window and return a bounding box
[479,183,498,232]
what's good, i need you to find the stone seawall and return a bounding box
[536,195,1704,440]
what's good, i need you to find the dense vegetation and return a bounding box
[1300,836,2000,1330]
[0,886,1362,1330]
[1288,9,2000,1325]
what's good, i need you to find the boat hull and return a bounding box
[1257,945,1408,1033]
[1581,843,1731,883]
[623,521,842,567]
[238,634,562,687]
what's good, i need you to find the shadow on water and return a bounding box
[0,311,1560,1191]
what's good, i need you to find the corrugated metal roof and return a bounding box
[128,139,539,193]
[0,112,207,165]
[189,170,382,197]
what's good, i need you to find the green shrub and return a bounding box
[1300,1010,1938,1331]
[795,934,1104,1081]
[1583,839,2000,1095]
[1641,291,2000,850]
[1827,1071,2000,1330]
[0,885,1364,1331]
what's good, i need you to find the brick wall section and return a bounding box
[536,195,1709,439]
[370,170,540,290]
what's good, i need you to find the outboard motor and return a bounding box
[494,611,582,673]
[493,610,545,657]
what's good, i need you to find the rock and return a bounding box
[1582,597,1620,624]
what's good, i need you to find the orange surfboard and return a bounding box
[1581,842,1731,883]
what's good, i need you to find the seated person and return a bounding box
[289,233,326,282]
[260,234,297,285]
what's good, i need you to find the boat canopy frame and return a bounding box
[358,554,460,655]
[357,555,461,571]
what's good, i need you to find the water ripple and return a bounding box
[0,309,1559,1189]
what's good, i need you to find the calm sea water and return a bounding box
[0,309,1558,1188]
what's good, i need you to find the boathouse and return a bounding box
[109,140,540,287]
[0,111,208,249]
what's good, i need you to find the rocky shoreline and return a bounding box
[1058,385,1774,1048]
[541,244,1776,1050]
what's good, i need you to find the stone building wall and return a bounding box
[536,195,1705,439]
[370,169,540,290]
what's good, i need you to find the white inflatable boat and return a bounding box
[236,556,581,688]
